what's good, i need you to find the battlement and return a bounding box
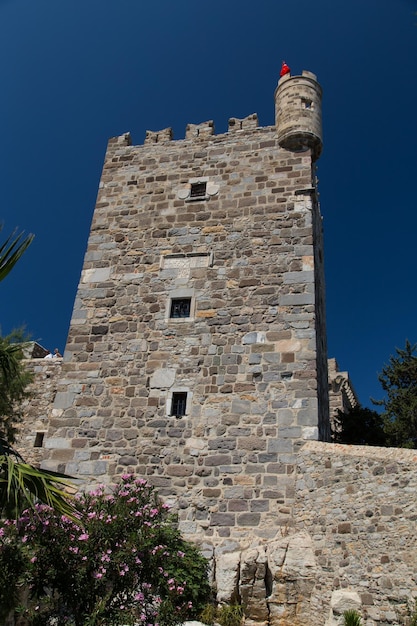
[107,69,322,159]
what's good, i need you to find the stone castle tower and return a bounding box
[43,68,329,542]
[34,71,417,624]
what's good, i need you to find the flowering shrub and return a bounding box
[0,475,211,626]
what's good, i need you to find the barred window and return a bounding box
[190,182,207,199]
[171,392,187,417]
[170,298,191,319]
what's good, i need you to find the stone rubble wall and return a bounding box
[203,441,417,626]
[14,358,62,466]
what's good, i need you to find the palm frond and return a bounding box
[0,454,77,519]
[0,228,34,283]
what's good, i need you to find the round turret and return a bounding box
[275,69,323,161]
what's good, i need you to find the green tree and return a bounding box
[332,406,386,446]
[0,225,75,518]
[373,340,417,448]
[0,330,33,445]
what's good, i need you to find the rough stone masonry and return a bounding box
[34,69,417,625]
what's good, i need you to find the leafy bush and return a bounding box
[0,475,211,626]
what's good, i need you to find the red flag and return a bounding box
[280,61,291,77]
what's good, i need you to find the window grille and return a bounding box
[170,298,191,318]
[190,182,207,198]
[171,392,187,417]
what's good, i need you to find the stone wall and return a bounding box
[14,358,62,466]
[203,441,417,626]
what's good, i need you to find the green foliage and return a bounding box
[343,609,362,626]
[217,604,244,626]
[373,340,417,448]
[200,604,244,626]
[0,475,211,626]
[0,331,33,445]
[0,226,33,283]
[0,520,28,622]
[332,406,386,446]
[0,442,75,519]
[200,603,217,625]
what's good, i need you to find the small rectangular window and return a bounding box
[190,182,207,198]
[171,392,187,417]
[34,432,45,448]
[170,298,191,318]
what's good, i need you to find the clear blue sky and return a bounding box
[1,0,416,408]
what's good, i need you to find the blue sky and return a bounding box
[0,0,416,408]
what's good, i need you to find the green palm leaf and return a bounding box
[0,227,34,282]
[0,452,76,518]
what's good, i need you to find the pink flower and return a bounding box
[78,533,89,541]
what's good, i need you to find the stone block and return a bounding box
[237,513,261,526]
[81,267,111,283]
[279,293,315,306]
[210,513,235,526]
[242,331,266,345]
[54,391,76,410]
[283,270,314,284]
[204,454,232,466]
[150,368,176,389]
[45,437,71,449]
[77,461,108,476]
